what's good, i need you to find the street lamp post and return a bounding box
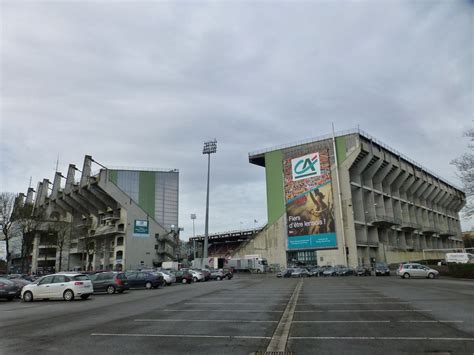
[191,214,196,259]
[202,140,217,266]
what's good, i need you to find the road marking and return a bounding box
[291,320,464,323]
[292,320,391,323]
[288,336,474,341]
[266,279,303,352]
[298,297,398,299]
[397,320,464,323]
[134,319,278,323]
[161,309,283,313]
[185,302,288,305]
[294,310,433,313]
[91,333,271,339]
[297,302,408,305]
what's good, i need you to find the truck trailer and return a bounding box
[227,255,268,272]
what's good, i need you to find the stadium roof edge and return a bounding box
[248,128,464,193]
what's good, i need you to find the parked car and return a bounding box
[187,269,204,282]
[125,271,164,289]
[397,263,439,279]
[322,267,337,277]
[156,271,176,286]
[174,270,194,284]
[374,262,391,276]
[355,266,371,276]
[89,272,129,294]
[21,273,93,302]
[220,268,233,280]
[277,268,294,278]
[291,268,310,278]
[0,277,20,301]
[8,278,31,296]
[307,267,324,277]
[336,267,354,276]
[197,269,211,281]
[210,270,225,280]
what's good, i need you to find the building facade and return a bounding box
[237,130,466,268]
[12,155,179,274]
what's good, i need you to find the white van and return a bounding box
[445,253,474,264]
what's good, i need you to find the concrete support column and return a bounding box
[65,164,77,194]
[80,155,93,188]
[51,172,62,200]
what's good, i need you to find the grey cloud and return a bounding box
[1,0,472,235]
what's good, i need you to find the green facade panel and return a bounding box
[139,171,155,217]
[336,136,347,164]
[109,170,118,184]
[265,150,285,225]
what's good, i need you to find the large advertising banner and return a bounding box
[284,150,337,250]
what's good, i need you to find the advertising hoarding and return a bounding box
[283,150,337,250]
[133,220,149,237]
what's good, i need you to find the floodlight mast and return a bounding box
[202,139,217,266]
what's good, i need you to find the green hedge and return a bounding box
[447,263,474,279]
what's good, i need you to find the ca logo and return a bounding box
[291,153,321,180]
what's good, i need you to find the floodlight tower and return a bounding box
[202,139,217,264]
[191,213,197,259]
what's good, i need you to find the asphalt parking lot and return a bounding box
[0,275,473,355]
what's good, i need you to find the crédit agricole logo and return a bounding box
[291,152,321,181]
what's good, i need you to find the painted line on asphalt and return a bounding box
[185,302,288,305]
[397,320,464,323]
[161,309,284,313]
[266,279,303,353]
[294,310,433,313]
[91,333,271,340]
[293,320,391,323]
[1,305,52,312]
[298,297,398,299]
[288,336,474,341]
[291,320,464,323]
[134,319,278,323]
[296,302,409,305]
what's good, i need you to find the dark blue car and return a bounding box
[125,271,164,289]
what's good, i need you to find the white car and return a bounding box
[156,271,176,286]
[188,270,204,282]
[21,273,94,302]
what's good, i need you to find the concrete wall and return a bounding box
[233,214,287,269]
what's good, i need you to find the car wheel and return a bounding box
[193,277,198,283]
[23,291,33,302]
[182,279,187,284]
[63,289,75,301]
[428,273,435,279]
[80,294,90,300]
[167,282,172,286]
[106,285,116,294]
[403,273,410,279]
[145,282,152,289]
[216,276,221,281]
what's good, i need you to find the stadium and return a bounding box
[228,129,465,269]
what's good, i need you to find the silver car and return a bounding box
[396,263,439,279]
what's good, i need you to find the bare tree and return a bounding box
[0,192,16,272]
[54,221,70,272]
[11,201,38,273]
[452,129,474,218]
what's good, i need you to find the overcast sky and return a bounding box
[1,0,472,238]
